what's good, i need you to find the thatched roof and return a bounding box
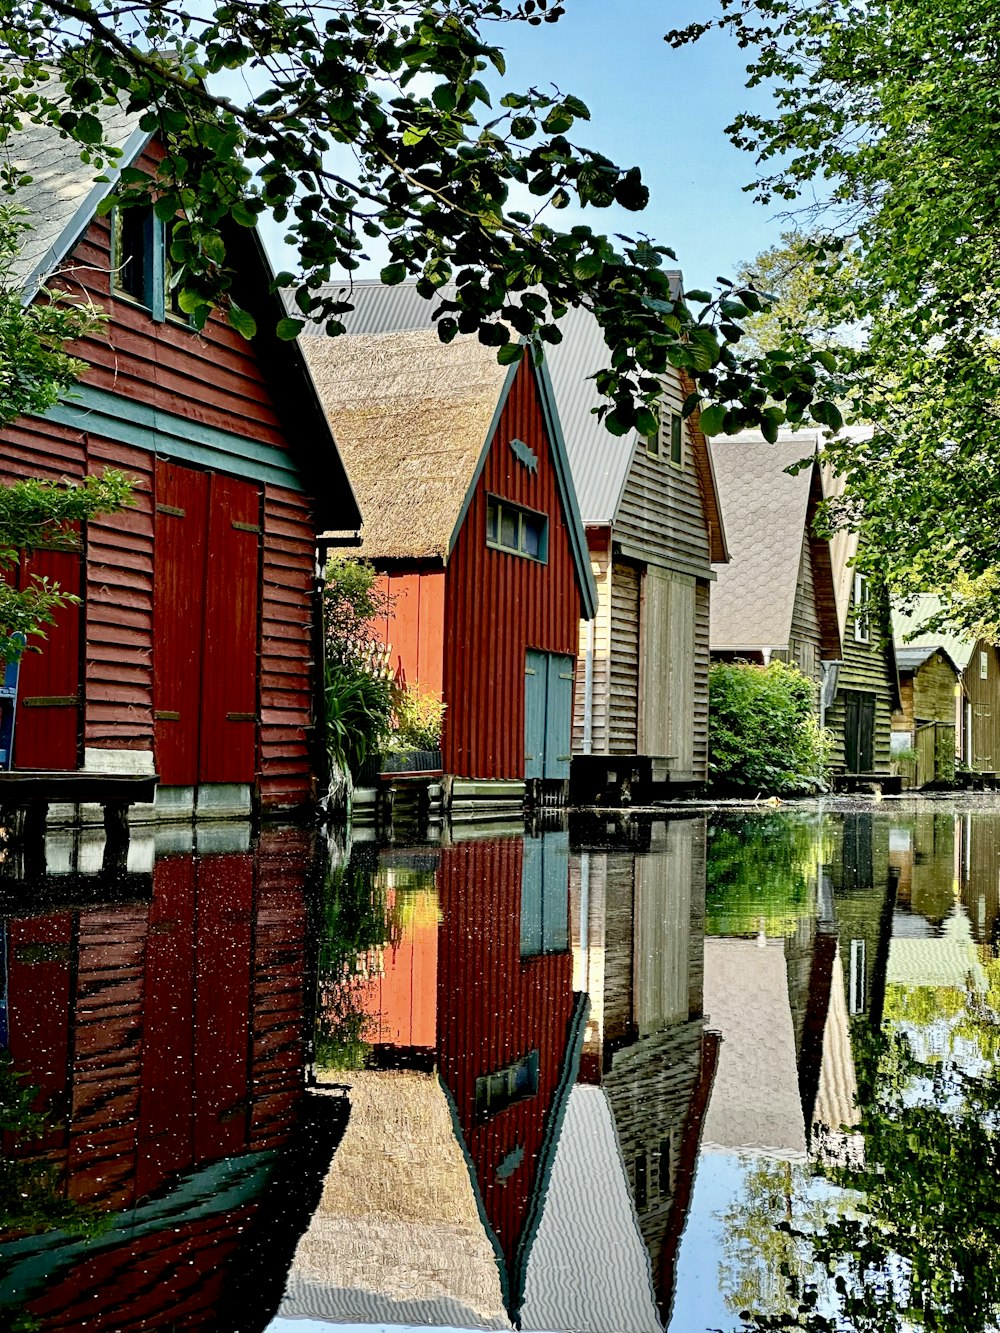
[302,328,512,561]
[281,1072,511,1329]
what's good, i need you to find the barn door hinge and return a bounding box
[156,503,186,518]
[232,521,262,534]
[154,710,180,722]
[21,695,79,708]
[226,712,258,723]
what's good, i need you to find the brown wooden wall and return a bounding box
[572,532,611,756]
[789,531,824,685]
[912,652,961,727]
[442,358,583,779]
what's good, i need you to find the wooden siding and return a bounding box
[608,561,641,754]
[614,377,713,577]
[911,652,961,727]
[640,568,696,777]
[826,597,897,774]
[962,640,1000,771]
[693,581,711,782]
[572,534,611,756]
[13,547,83,769]
[373,566,446,697]
[442,357,582,779]
[259,486,318,810]
[789,531,824,687]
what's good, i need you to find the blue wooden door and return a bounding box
[524,649,546,780]
[520,830,570,957]
[544,654,575,780]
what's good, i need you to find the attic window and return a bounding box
[854,573,871,643]
[981,650,989,680]
[112,207,183,323]
[646,410,683,466]
[486,495,548,562]
[475,1050,539,1122]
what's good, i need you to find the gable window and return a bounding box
[645,410,684,466]
[854,573,871,643]
[982,650,990,680]
[475,1050,539,1121]
[486,495,547,562]
[112,207,183,324]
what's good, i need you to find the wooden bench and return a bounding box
[0,771,158,851]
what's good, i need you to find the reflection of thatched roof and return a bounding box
[280,1073,510,1329]
[302,329,509,560]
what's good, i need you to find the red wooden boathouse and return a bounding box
[6,109,360,817]
[302,328,596,809]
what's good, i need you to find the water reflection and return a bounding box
[0,824,330,1333]
[5,802,1000,1332]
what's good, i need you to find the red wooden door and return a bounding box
[153,463,260,787]
[199,473,260,783]
[154,461,210,786]
[14,548,83,770]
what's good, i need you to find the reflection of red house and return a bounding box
[0,828,314,1332]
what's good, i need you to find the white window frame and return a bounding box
[981,649,989,680]
[486,495,548,563]
[854,573,871,644]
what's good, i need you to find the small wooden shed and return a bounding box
[302,328,596,810]
[892,645,962,787]
[708,437,841,689]
[5,109,360,817]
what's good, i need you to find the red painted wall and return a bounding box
[0,144,320,806]
[373,568,446,697]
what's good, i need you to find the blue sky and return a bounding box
[256,0,793,294]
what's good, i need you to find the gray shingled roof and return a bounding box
[709,435,819,653]
[4,90,146,295]
[299,277,682,525]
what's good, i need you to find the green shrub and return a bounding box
[323,557,396,779]
[391,685,445,752]
[708,660,831,796]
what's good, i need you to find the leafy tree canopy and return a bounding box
[669,0,1000,633]
[0,0,843,437]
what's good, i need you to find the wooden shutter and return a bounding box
[524,649,545,780]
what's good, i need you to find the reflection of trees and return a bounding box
[728,998,1000,1333]
[706,814,826,938]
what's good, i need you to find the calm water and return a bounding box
[2,802,1000,1332]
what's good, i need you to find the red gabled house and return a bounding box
[302,327,596,810]
[6,109,360,817]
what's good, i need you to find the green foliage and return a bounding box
[0,207,105,427]
[669,0,1000,633]
[706,811,826,936]
[391,685,445,752]
[0,470,133,662]
[323,556,396,778]
[708,660,831,795]
[0,4,839,433]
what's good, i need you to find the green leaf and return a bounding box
[497,342,524,365]
[432,84,456,113]
[276,317,305,340]
[684,289,712,303]
[380,262,408,286]
[228,302,257,340]
[573,255,603,282]
[815,349,838,373]
[699,404,727,437]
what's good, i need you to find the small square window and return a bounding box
[486,495,548,562]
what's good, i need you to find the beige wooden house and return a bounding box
[541,304,729,801]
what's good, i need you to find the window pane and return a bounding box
[486,502,498,543]
[114,208,150,304]
[522,514,542,558]
[500,508,518,548]
[671,413,683,464]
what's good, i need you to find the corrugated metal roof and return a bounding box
[893,594,976,671]
[519,1085,661,1333]
[895,644,942,674]
[7,93,146,295]
[708,436,820,653]
[299,278,658,524]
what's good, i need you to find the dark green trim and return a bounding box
[150,213,167,323]
[46,383,305,491]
